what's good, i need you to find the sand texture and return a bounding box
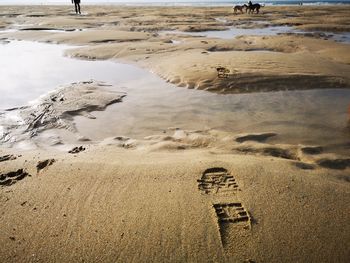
[0,4,350,263]
[1,5,349,94]
[1,145,349,263]
[1,80,126,148]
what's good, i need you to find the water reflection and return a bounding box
[161,25,294,39]
[0,40,349,148]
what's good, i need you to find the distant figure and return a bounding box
[72,0,81,15]
[247,1,253,13]
[247,1,263,14]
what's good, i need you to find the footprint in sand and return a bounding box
[198,167,251,249]
[0,169,31,186]
[216,67,230,78]
[68,146,86,154]
[212,202,251,249]
[213,203,250,227]
[197,167,238,195]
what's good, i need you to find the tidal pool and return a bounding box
[0,40,349,150]
[162,25,350,44]
[161,25,294,39]
[332,32,350,43]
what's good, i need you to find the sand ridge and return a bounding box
[0,80,126,148]
[1,5,350,93]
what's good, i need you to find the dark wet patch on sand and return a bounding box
[316,158,350,170]
[0,154,17,162]
[36,159,55,172]
[0,169,30,186]
[68,146,86,154]
[235,132,277,143]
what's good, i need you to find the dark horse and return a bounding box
[233,4,248,14]
[247,3,263,14]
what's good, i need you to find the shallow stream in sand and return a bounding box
[0,40,349,148]
[162,25,293,39]
[163,24,350,43]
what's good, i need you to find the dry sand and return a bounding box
[0,4,350,263]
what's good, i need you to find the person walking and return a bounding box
[72,0,81,15]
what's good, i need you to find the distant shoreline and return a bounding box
[1,1,350,7]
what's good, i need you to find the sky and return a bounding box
[2,0,232,3]
[0,0,240,5]
[0,0,349,3]
[1,0,232,3]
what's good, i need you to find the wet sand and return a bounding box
[1,5,349,93]
[0,4,350,263]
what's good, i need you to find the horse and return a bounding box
[247,3,263,14]
[233,4,248,14]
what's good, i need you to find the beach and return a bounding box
[0,4,350,263]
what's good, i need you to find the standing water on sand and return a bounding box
[0,4,349,263]
[0,40,349,150]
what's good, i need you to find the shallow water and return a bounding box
[318,31,350,44]
[162,25,294,39]
[291,29,350,44]
[162,25,350,44]
[332,32,350,43]
[0,40,349,148]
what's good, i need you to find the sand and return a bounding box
[1,5,350,93]
[1,80,126,148]
[0,4,350,263]
[1,142,350,263]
